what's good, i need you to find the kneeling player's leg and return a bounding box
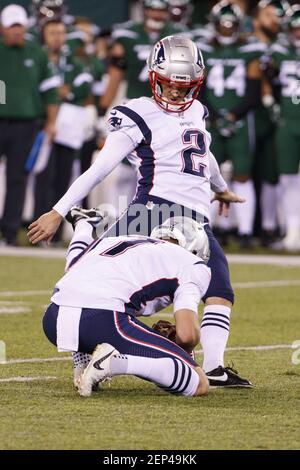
[78,309,208,397]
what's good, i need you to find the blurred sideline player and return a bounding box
[253,0,281,244]
[268,5,300,250]
[29,35,252,387]
[196,1,266,248]
[43,211,211,397]
[27,0,85,54]
[252,0,290,245]
[168,0,194,28]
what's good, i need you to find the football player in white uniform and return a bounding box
[29,35,252,387]
[43,211,211,397]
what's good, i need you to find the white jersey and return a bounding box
[108,97,227,219]
[53,97,226,219]
[51,235,211,316]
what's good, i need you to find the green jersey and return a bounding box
[271,42,300,120]
[112,22,185,99]
[0,40,59,119]
[26,25,84,55]
[77,53,106,112]
[49,50,92,106]
[196,38,266,114]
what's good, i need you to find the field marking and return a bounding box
[0,376,57,383]
[1,277,300,301]
[232,279,300,289]
[1,344,294,366]
[0,290,51,297]
[228,254,300,267]
[0,247,66,259]
[1,246,300,266]
[0,307,31,314]
[2,356,71,365]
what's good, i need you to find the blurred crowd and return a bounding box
[0,0,299,251]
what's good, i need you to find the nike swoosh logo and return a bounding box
[110,110,117,115]
[93,350,115,371]
[208,372,228,382]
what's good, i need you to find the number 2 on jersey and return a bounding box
[181,129,207,177]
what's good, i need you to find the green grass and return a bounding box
[0,256,300,450]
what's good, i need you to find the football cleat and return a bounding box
[206,365,253,388]
[66,206,110,235]
[74,366,101,392]
[78,343,119,397]
[72,352,100,392]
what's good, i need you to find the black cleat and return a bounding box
[206,365,253,388]
[66,206,109,234]
[238,234,254,250]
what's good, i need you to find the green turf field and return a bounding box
[0,255,299,450]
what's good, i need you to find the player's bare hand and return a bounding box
[27,210,63,245]
[211,190,245,217]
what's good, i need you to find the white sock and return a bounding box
[200,305,231,372]
[232,180,256,235]
[110,354,199,396]
[280,175,300,233]
[65,220,93,271]
[261,182,278,231]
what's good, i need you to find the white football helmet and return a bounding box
[150,216,210,263]
[147,35,205,112]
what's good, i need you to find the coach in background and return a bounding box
[0,4,59,246]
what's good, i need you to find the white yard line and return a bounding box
[1,343,294,366]
[1,277,300,300]
[0,307,31,314]
[0,290,51,297]
[0,247,66,259]
[0,376,57,383]
[232,279,300,289]
[227,254,300,267]
[1,247,300,266]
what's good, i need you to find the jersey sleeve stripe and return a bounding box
[114,105,152,143]
[115,105,155,197]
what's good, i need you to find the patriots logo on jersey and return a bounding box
[154,41,166,65]
[108,115,123,130]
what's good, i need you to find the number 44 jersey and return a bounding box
[108,97,227,220]
[195,39,266,112]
